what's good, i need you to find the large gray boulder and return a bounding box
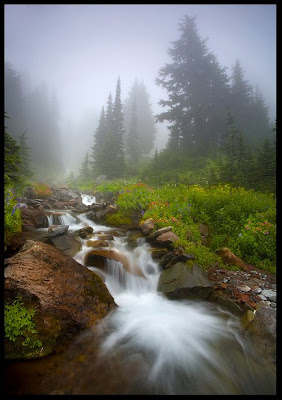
[157,262,214,300]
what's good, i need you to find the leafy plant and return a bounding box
[5,296,42,349]
[4,186,24,250]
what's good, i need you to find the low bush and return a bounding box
[4,186,23,250]
[97,180,276,273]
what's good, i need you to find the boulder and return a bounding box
[139,218,155,235]
[215,247,248,271]
[21,207,48,228]
[157,262,214,300]
[47,225,69,237]
[73,226,94,238]
[243,306,276,363]
[45,233,81,257]
[4,241,116,360]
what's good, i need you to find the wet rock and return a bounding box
[244,306,276,363]
[157,262,214,300]
[4,241,116,360]
[47,225,69,238]
[261,289,276,302]
[46,233,81,257]
[85,240,109,248]
[73,226,94,239]
[84,248,146,279]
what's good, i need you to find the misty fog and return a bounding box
[4,4,276,182]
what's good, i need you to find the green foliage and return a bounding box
[5,296,42,349]
[96,177,139,194]
[4,121,22,183]
[98,180,276,273]
[4,186,23,250]
[230,211,276,272]
[106,213,132,226]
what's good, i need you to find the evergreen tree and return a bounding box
[79,152,91,180]
[4,119,21,184]
[155,15,230,156]
[220,111,244,183]
[18,130,34,178]
[123,79,156,156]
[91,106,107,175]
[126,95,140,166]
[255,137,276,192]
[112,76,126,176]
[4,61,26,138]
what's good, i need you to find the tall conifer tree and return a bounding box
[156,15,230,156]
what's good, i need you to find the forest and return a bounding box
[5,15,276,266]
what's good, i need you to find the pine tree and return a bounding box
[112,76,126,176]
[18,130,34,178]
[126,95,140,166]
[220,111,243,183]
[79,152,91,181]
[91,106,107,175]
[155,15,230,156]
[4,118,22,184]
[123,79,156,157]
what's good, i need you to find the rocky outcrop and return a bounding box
[4,241,116,360]
[157,262,214,300]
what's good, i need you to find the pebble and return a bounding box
[261,289,276,302]
[237,284,251,293]
[254,288,262,294]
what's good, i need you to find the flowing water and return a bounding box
[5,194,276,395]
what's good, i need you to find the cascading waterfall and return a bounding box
[42,194,276,394]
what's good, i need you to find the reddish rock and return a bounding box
[21,207,48,228]
[4,241,116,359]
[215,247,248,271]
[139,218,155,235]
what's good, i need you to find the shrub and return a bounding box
[5,296,42,350]
[230,211,276,272]
[4,186,23,250]
[32,182,53,198]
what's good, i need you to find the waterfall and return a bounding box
[81,194,96,205]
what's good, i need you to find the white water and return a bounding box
[81,193,96,205]
[44,197,276,395]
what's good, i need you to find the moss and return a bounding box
[85,274,112,304]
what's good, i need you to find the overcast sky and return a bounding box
[4,4,276,128]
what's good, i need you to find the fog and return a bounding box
[4,4,276,180]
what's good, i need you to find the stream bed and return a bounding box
[4,194,276,395]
